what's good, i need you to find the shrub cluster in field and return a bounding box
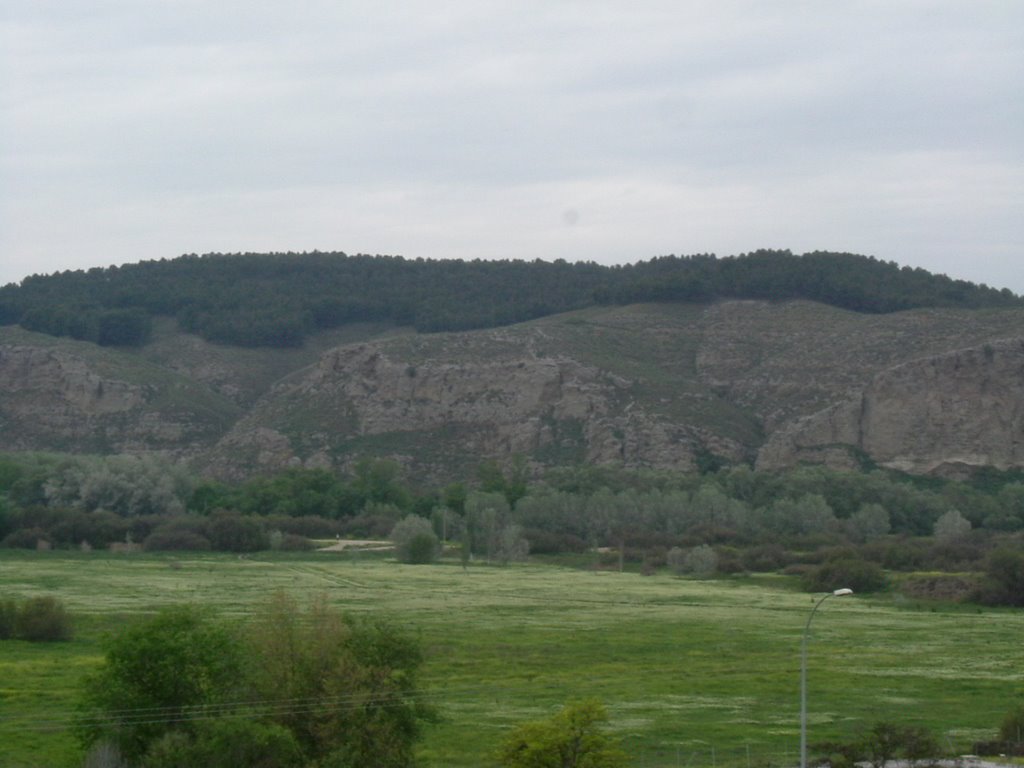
[2,453,1023,602]
[0,595,73,641]
[816,707,1024,766]
[974,702,1024,755]
[814,720,943,768]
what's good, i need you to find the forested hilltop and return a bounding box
[1,249,1019,348]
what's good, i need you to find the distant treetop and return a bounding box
[0,250,1019,348]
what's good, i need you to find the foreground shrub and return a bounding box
[80,740,128,768]
[143,718,303,768]
[77,605,243,761]
[497,699,627,768]
[78,596,431,766]
[14,596,74,641]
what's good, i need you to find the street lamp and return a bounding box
[800,588,853,768]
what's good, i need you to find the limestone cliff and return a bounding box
[0,342,236,455]
[204,340,720,481]
[3,301,1024,481]
[757,338,1024,475]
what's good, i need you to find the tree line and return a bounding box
[1,250,1019,348]
[1,452,1022,604]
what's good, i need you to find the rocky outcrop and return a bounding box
[757,339,1024,475]
[0,346,143,413]
[4,301,1024,482]
[204,342,737,480]
[0,344,231,455]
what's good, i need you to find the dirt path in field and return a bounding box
[317,539,392,552]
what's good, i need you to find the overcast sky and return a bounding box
[2,1,1022,292]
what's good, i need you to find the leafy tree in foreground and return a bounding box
[143,718,303,768]
[245,592,430,767]
[77,605,243,761]
[77,595,431,767]
[496,699,627,768]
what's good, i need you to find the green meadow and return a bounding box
[1,550,1021,767]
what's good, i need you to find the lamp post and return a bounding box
[800,588,853,768]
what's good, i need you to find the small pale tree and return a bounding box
[666,546,686,575]
[245,592,429,767]
[496,524,530,564]
[933,509,971,542]
[390,515,440,564]
[464,491,510,562]
[683,544,719,577]
[764,494,836,537]
[847,503,891,543]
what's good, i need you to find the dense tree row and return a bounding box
[2,453,1023,604]
[1,250,1019,347]
[597,250,1021,313]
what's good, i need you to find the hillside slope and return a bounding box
[3,300,1022,481]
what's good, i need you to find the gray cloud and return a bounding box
[2,1,1022,291]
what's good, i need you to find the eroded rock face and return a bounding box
[205,343,724,480]
[5,301,1024,482]
[0,345,215,455]
[0,346,142,413]
[757,339,1024,475]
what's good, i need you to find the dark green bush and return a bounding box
[522,528,587,555]
[815,721,942,768]
[740,543,790,572]
[1,526,50,549]
[14,596,74,641]
[0,597,17,639]
[1000,702,1024,743]
[206,511,268,552]
[406,533,439,564]
[803,558,887,594]
[143,718,304,768]
[143,529,212,552]
[975,549,1024,607]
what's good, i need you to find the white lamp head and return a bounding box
[832,588,853,596]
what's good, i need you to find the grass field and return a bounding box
[1,550,1022,767]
